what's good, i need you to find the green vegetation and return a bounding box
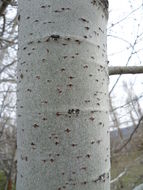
[0,171,16,190]
[111,149,143,190]
[0,171,6,189]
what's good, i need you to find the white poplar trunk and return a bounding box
[17,0,110,190]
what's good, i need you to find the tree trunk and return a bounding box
[17,0,110,190]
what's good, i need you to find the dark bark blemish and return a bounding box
[89,117,95,121]
[61,7,71,10]
[33,124,39,128]
[68,109,80,116]
[85,100,90,103]
[21,155,28,161]
[42,160,47,163]
[81,167,87,170]
[81,181,87,185]
[48,21,55,23]
[85,26,89,30]
[50,35,60,40]
[50,159,54,163]
[18,15,21,21]
[68,76,74,79]
[71,144,77,147]
[36,76,40,79]
[79,18,89,23]
[57,88,62,94]
[61,68,65,72]
[42,118,47,121]
[83,65,88,68]
[65,128,71,133]
[27,89,32,92]
[67,84,73,87]
[86,154,91,158]
[97,140,102,144]
[28,41,33,45]
[76,156,82,159]
[94,31,99,36]
[99,27,104,33]
[92,173,106,183]
[55,142,59,145]
[75,39,81,44]
[56,112,62,116]
[65,37,71,41]
[91,0,97,5]
[20,73,23,79]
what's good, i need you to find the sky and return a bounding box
[108,0,143,128]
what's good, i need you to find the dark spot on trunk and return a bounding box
[33,124,39,128]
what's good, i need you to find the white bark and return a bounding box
[133,184,143,190]
[17,0,110,190]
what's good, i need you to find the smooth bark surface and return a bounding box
[17,0,110,190]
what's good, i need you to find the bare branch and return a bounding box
[0,14,6,36]
[109,26,141,94]
[110,169,127,184]
[110,95,143,112]
[0,79,16,83]
[108,4,143,29]
[0,60,16,74]
[109,66,143,75]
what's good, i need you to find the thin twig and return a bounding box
[114,115,143,153]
